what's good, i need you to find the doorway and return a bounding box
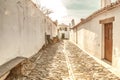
[104,23,113,62]
[62,33,65,39]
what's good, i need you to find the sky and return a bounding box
[33,0,116,25]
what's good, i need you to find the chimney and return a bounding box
[55,20,58,25]
[71,19,75,26]
[81,18,85,22]
[101,0,111,8]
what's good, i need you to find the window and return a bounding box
[65,27,67,31]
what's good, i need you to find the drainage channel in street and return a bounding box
[63,40,75,80]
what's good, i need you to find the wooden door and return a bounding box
[104,23,113,62]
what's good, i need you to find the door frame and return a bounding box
[104,23,113,62]
[100,17,115,63]
[62,33,65,39]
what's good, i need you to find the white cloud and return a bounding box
[60,0,100,24]
[33,0,117,25]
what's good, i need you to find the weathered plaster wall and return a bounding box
[70,29,74,42]
[0,0,57,66]
[52,24,57,38]
[70,28,77,43]
[77,19,101,59]
[70,6,120,76]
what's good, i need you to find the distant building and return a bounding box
[58,24,70,39]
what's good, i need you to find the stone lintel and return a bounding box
[99,17,115,24]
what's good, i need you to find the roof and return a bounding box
[72,0,120,29]
[58,23,69,27]
[57,24,69,29]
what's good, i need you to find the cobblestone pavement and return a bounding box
[16,40,120,80]
[24,41,69,80]
[64,41,120,80]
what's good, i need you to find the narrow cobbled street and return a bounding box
[19,41,119,80]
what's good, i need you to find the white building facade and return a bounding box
[58,24,70,39]
[70,0,120,77]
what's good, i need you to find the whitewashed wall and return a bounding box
[70,28,77,43]
[0,0,57,66]
[70,29,74,41]
[52,24,57,38]
[71,6,120,76]
[45,17,57,39]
